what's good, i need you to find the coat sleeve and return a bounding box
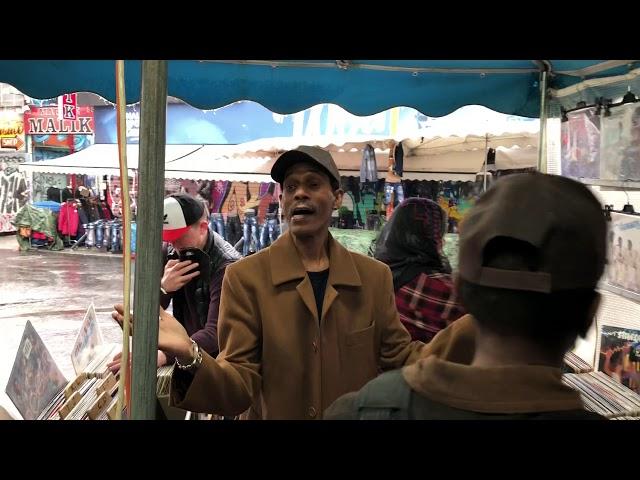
[169,263,261,417]
[376,265,429,370]
[189,263,228,357]
[159,252,173,310]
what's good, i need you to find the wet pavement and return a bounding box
[0,235,130,419]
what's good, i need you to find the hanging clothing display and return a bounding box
[384,182,405,207]
[360,144,378,184]
[209,213,226,240]
[210,180,231,214]
[393,142,404,177]
[259,213,281,250]
[242,209,260,256]
[257,183,276,224]
[58,201,80,237]
[225,213,242,247]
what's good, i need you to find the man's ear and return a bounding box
[333,189,344,210]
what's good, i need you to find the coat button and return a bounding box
[308,407,317,418]
[312,341,318,353]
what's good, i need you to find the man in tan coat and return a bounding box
[114,146,429,419]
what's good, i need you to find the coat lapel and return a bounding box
[321,233,362,322]
[297,276,320,325]
[268,230,363,324]
[269,231,319,325]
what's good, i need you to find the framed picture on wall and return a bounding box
[603,212,640,298]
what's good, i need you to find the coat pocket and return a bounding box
[346,323,375,347]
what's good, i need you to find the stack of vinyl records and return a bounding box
[7,313,169,420]
[36,390,68,420]
[562,371,640,419]
[563,351,593,373]
[55,372,120,420]
[52,366,172,420]
[82,344,121,379]
[156,365,173,397]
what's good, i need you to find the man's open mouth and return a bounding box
[291,206,315,221]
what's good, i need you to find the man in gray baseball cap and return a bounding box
[326,172,607,419]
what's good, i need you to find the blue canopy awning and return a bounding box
[1,60,637,118]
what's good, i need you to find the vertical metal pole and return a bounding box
[130,60,168,419]
[537,69,549,173]
[483,134,488,192]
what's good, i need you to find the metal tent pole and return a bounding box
[537,69,549,173]
[483,134,489,192]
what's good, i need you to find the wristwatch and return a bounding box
[175,339,203,372]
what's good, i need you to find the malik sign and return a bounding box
[24,106,95,135]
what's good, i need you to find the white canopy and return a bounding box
[494,145,538,170]
[19,144,206,176]
[20,130,539,181]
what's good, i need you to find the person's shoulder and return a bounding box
[347,249,390,274]
[226,248,270,276]
[326,369,412,419]
[424,272,456,289]
[324,391,359,420]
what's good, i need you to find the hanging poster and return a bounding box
[600,103,640,181]
[560,108,601,179]
[604,212,640,295]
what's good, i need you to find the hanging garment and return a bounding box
[257,183,277,224]
[58,201,80,236]
[101,202,113,220]
[211,180,230,214]
[46,186,62,203]
[384,182,405,207]
[259,213,281,249]
[226,213,243,247]
[242,209,260,256]
[360,144,378,184]
[393,142,404,177]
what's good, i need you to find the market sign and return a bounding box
[24,106,94,135]
[58,94,78,120]
[0,136,24,150]
[0,109,25,151]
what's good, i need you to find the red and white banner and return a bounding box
[58,93,78,121]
